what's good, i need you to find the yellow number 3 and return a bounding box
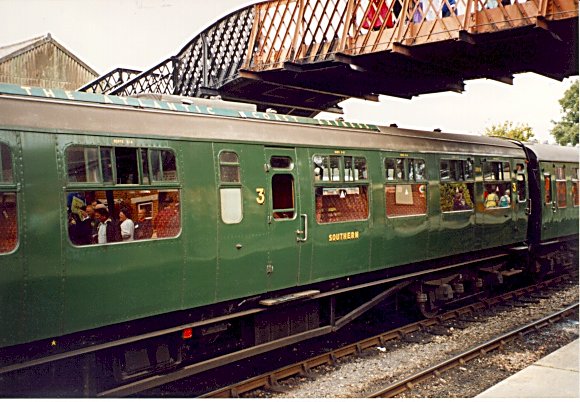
[256,188,265,205]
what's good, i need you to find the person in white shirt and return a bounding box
[119,207,135,241]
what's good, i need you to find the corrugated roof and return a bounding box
[0,33,98,76]
[0,35,46,61]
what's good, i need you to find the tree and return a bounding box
[484,121,535,142]
[551,80,579,146]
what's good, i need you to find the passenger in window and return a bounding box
[119,207,135,241]
[485,189,499,208]
[453,190,468,210]
[134,209,153,240]
[94,205,121,244]
[498,190,511,207]
[69,206,93,245]
[154,197,180,238]
[85,204,99,243]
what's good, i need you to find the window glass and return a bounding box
[440,183,475,212]
[101,147,113,183]
[483,161,510,209]
[503,162,511,180]
[572,168,579,207]
[410,159,426,181]
[385,159,396,181]
[270,156,293,169]
[464,159,474,180]
[66,146,99,183]
[449,160,464,181]
[272,173,295,219]
[151,149,163,181]
[161,150,177,181]
[1,143,13,183]
[115,147,139,184]
[516,173,526,202]
[66,189,181,245]
[344,156,354,181]
[386,184,427,217]
[484,183,511,208]
[556,166,565,180]
[544,174,552,204]
[220,151,239,164]
[315,185,368,223]
[557,181,567,208]
[141,149,150,184]
[354,157,367,181]
[220,188,243,224]
[483,161,502,181]
[0,192,18,253]
[219,151,240,183]
[329,156,340,181]
[440,160,450,181]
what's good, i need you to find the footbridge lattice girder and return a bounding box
[79,0,578,117]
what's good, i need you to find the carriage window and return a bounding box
[115,147,139,184]
[0,192,18,253]
[386,184,427,217]
[272,173,295,220]
[315,186,368,223]
[67,146,174,185]
[572,168,579,207]
[219,151,242,224]
[67,146,100,183]
[517,173,526,203]
[385,158,427,217]
[1,143,13,183]
[503,162,512,180]
[270,156,293,169]
[440,159,475,212]
[66,189,181,245]
[385,158,404,181]
[101,147,113,183]
[151,149,178,182]
[544,174,552,204]
[556,166,566,208]
[483,161,511,209]
[220,188,243,224]
[344,157,368,181]
[219,151,241,183]
[483,161,503,181]
[409,159,427,181]
[141,149,150,184]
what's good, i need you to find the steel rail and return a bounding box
[199,274,573,398]
[366,302,579,398]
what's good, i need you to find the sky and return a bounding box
[0,0,577,143]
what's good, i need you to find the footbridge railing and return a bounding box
[244,0,578,70]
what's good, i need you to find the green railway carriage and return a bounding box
[0,84,577,393]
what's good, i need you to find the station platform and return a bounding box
[477,339,579,398]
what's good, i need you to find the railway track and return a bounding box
[366,302,578,398]
[199,274,575,398]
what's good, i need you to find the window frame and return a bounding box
[384,156,428,218]
[65,145,179,188]
[482,160,512,210]
[439,158,475,214]
[313,154,370,224]
[572,167,579,208]
[0,142,18,254]
[218,150,243,224]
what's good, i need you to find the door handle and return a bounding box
[296,214,308,242]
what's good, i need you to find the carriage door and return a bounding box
[513,159,529,241]
[264,148,303,289]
